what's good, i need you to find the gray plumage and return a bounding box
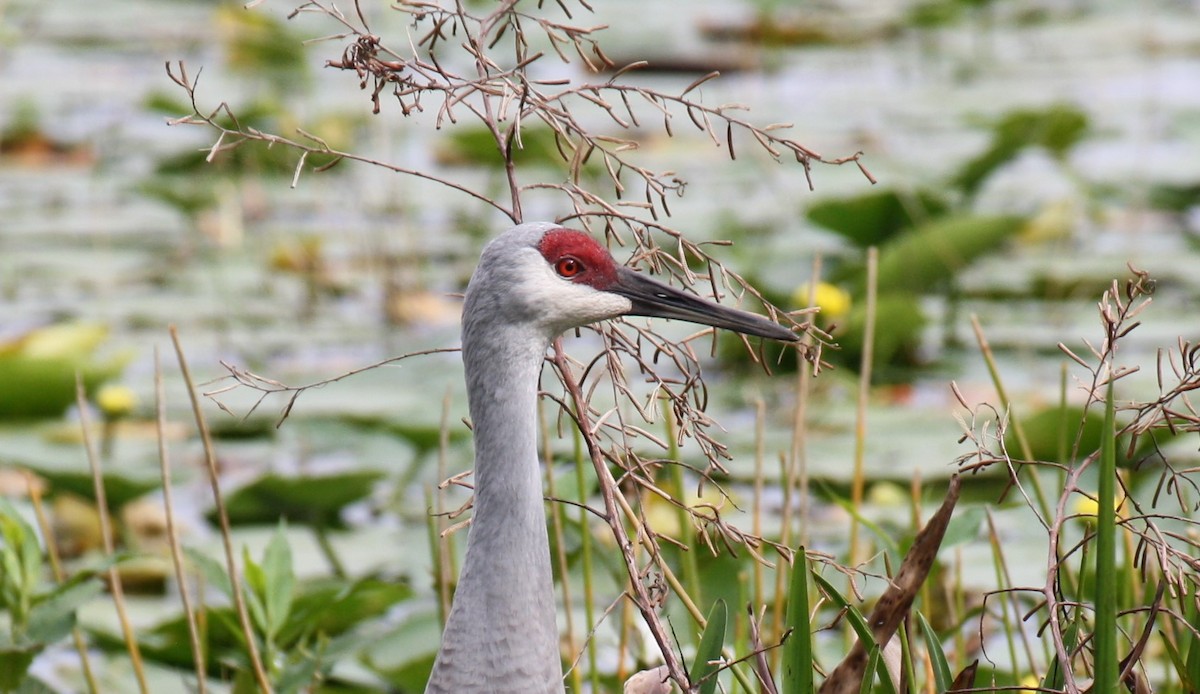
[426,223,796,693]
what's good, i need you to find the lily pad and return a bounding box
[872,214,1025,295]
[808,188,950,248]
[214,471,385,527]
[0,323,131,419]
[953,104,1089,197]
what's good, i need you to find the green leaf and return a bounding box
[952,104,1089,196]
[0,500,41,595]
[1041,621,1078,691]
[860,646,883,694]
[781,551,814,694]
[242,546,268,636]
[213,471,383,528]
[811,572,896,694]
[689,599,727,694]
[262,521,295,640]
[0,642,40,692]
[25,579,103,644]
[917,611,952,693]
[183,547,234,599]
[873,215,1025,295]
[807,188,950,248]
[278,576,414,646]
[1186,594,1200,690]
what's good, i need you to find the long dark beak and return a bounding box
[609,267,798,342]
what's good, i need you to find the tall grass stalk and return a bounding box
[969,314,1052,521]
[153,348,207,694]
[570,426,600,691]
[752,399,766,620]
[774,256,822,659]
[540,400,583,694]
[984,511,1024,683]
[75,377,150,694]
[1092,380,1119,691]
[664,396,702,607]
[848,248,878,571]
[170,325,273,694]
[987,510,1039,675]
[433,387,456,627]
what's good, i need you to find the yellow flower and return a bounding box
[96,384,137,419]
[644,487,734,538]
[1072,495,1099,520]
[792,282,851,321]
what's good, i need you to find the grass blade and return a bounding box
[811,572,896,694]
[782,549,813,694]
[917,611,951,692]
[1093,381,1118,691]
[690,599,728,694]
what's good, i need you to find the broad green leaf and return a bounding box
[808,188,950,248]
[214,471,383,527]
[873,215,1025,296]
[781,551,813,694]
[262,521,295,640]
[25,579,103,644]
[939,506,986,549]
[952,104,1088,196]
[689,599,727,694]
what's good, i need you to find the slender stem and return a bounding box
[848,248,878,569]
[752,399,765,626]
[969,314,1052,523]
[664,396,702,609]
[551,340,690,690]
[76,377,149,694]
[541,399,583,693]
[434,388,454,627]
[572,425,600,691]
[774,256,821,659]
[154,347,207,694]
[170,326,274,694]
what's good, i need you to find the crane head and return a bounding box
[468,223,797,343]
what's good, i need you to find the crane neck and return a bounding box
[425,318,564,693]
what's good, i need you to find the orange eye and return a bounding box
[555,257,583,278]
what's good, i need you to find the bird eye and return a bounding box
[555,257,583,278]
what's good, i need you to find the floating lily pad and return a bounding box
[808,188,950,248]
[214,471,385,527]
[872,214,1025,295]
[19,468,160,510]
[1007,406,1183,469]
[0,323,132,419]
[953,104,1089,196]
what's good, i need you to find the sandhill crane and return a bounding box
[426,222,797,693]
